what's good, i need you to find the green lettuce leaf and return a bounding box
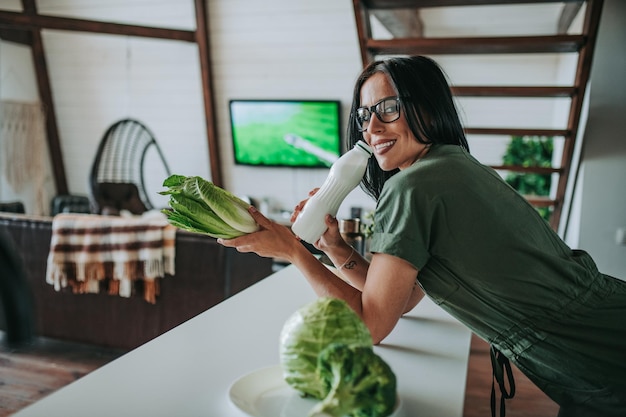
[160,174,258,238]
[279,297,373,399]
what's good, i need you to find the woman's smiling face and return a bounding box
[359,72,430,171]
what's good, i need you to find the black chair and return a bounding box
[50,194,91,216]
[0,201,25,214]
[0,229,35,347]
[89,119,171,215]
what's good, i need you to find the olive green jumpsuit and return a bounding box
[370,145,626,416]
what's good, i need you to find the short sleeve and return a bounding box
[369,170,436,270]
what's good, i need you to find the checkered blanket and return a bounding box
[46,212,176,304]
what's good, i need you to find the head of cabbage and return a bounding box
[279,297,372,399]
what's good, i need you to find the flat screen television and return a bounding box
[229,99,342,168]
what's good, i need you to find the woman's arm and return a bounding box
[313,215,424,318]
[218,207,367,305]
[219,206,423,344]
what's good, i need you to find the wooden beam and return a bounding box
[367,34,584,55]
[0,10,195,42]
[465,127,569,137]
[553,0,603,229]
[194,0,223,188]
[30,32,68,195]
[491,165,562,175]
[524,196,557,207]
[451,86,577,97]
[19,0,68,195]
[353,0,376,67]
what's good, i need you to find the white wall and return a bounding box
[576,0,626,278]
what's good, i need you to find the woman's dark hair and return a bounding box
[347,56,469,200]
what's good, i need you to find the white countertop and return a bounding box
[13,265,471,417]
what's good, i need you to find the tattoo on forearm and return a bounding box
[344,260,357,270]
[339,248,357,270]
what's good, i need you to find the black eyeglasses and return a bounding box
[355,96,401,132]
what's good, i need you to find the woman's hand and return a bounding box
[218,206,302,262]
[290,188,319,223]
[315,214,346,252]
[290,188,347,253]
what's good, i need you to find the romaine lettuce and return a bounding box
[160,174,258,238]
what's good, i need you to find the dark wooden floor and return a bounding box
[0,332,126,417]
[0,332,558,417]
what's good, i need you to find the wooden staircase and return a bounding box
[352,0,603,231]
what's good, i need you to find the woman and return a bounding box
[218,56,626,417]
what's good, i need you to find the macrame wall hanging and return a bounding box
[0,100,48,214]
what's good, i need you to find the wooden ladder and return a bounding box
[352,0,603,231]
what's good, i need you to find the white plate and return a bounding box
[228,365,403,417]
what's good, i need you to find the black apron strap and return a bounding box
[490,345,516,417]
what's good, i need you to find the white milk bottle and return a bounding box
[291,140,373,244]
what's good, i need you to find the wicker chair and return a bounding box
[89,119,171,215]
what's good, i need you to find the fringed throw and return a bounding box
[45,212,176,304]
